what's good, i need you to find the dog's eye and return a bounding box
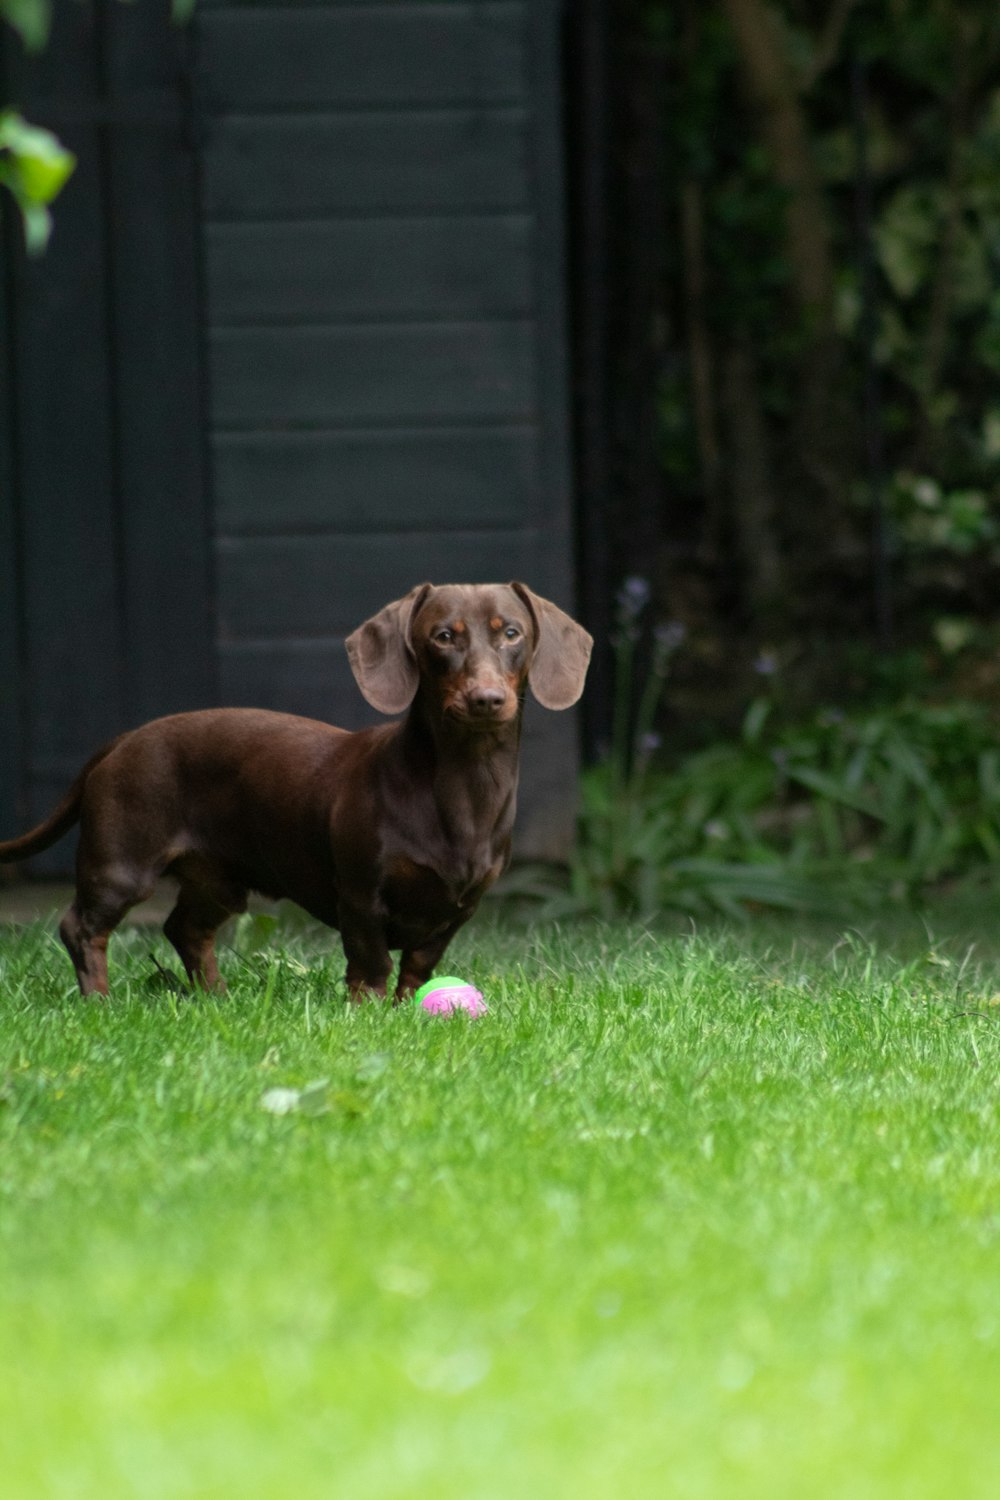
[503,626,521,641]
[434,629,454,646]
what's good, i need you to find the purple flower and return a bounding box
[617,576,652,622]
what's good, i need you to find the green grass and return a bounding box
[3,901,1000,1498]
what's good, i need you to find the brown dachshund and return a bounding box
[0,583,592,998]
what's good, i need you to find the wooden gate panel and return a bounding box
[103,0,215,725]
[212,427,539,538]
[1,0,212,871]
[197,0,580,858]
[4,1,124,859]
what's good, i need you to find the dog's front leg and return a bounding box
[395,914,472,1003]
[338,900,393,1001]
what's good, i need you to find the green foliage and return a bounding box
[0,0,196,51]
[0,0,49,52]
[514,584,1000,921]
[0,109,75,252]
[0,0,193,249]
[550,695,1000,922]
[891,471,997,556]
[657,0,1000,646]
[4,914,1000,1495]
[1,0,74,251]
[513,594,1000,923]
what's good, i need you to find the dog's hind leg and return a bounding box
[163,868,248,992]
[60,875,152,996]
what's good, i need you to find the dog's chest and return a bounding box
[382,850,504,928]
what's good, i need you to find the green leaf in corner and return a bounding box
[0,0,52,52]
[0,110,76,252]
[0,112,76,201]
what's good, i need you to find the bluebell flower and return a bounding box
[618,576,652,617]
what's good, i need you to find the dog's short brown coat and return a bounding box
[0,582,592,998]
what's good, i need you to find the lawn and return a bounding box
[2,898,1000,1498]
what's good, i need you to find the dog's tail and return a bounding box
[0,737,124,863]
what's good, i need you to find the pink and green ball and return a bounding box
[413,976,488,1017]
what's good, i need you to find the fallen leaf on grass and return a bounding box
[260,1079,330,1116]
[355,1051,390,1082]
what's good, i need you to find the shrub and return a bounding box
[534,697,1000,921]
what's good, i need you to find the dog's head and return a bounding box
[345,583,593,724]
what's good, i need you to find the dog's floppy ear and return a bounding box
[511,582,593,710]
[345,584,434,714]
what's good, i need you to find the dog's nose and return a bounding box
[467,685,506,716]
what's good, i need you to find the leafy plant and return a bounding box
[636,2,1000,664]
[0,109,74,251]
[0,0,193,250]
[0,0,49,52]
[507,587,1000,921]
[506,585,837,920]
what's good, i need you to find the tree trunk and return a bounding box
[609,24,668,582]
[720,0,848,533]
[919,15,979,460]
[721,0,835,326]
[721,331,783,615]
[680,177,723,553]
[679,0,723,556]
